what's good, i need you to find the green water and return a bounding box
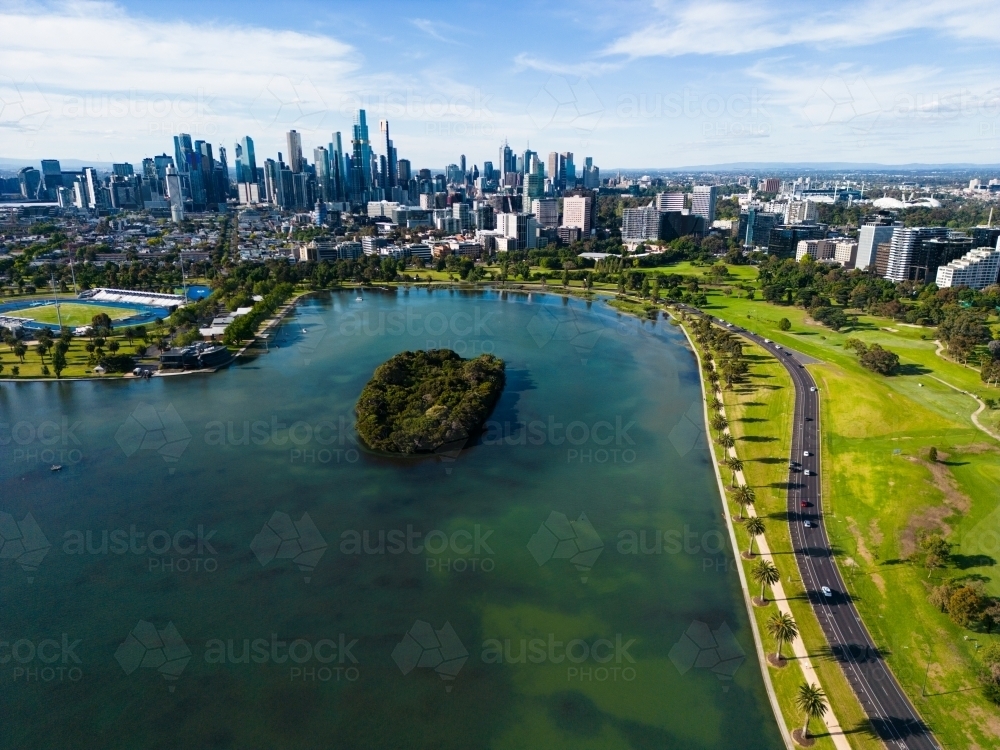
[0,289,782,749]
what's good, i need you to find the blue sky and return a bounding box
[2,0,1000,169]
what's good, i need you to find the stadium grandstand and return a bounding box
[79,288,186,307]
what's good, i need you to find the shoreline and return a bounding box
[0,283,607,384]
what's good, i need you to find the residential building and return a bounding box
[497,212,537,250]
[691,185,717,223]
[935,244,1000,289]
[656,192,685,212]
[785,200,818,224]
[856,217,901,270]
[795,239,836,261]
[562,196,593,232]
[533,198,558,228]
[884,227,953,282]
[834,241,858,268]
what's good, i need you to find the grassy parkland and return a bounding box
[659,267,1000,749]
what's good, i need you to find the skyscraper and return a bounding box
[691,185,717,224]
[329,132,345,201]
[499,142,513,181]
[165,165,184,222]
[286,130,303,173]
[562,152,575,188]
[351,110,373,203]
[236,136,257,184]
[313,147,330,202]
[397,159,411,185]
[380,120,397,189]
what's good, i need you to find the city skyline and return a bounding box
[2,1,1000,166]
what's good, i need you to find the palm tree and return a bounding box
[751,558,780,604]
[717,432,736,450]
[744,515,765,557]
[765,611,798,662]
[794,683,828,741]
[708,396,722,411]
[733,484,756,519]
[13,342,26,363]
[726,456,744,487]
[711,414,728,432]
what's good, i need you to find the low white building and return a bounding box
[935,245,1000,289]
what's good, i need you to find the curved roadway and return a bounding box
[678,305,939,750]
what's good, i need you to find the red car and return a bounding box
[800,501,811,508]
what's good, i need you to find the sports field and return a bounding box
[5,303,136,327]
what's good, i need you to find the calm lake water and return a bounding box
[0,289,782,749]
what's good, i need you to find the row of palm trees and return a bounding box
[702,322,829,745]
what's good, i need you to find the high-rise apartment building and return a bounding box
[884,227,950,282]
[785,200,818,224]
[691,185,717,224]
[532,198,558,228]
[562,196,593,233]
[656,192,685,212]
[856,217,901,270]
[935,244,1000,289]
[380,120,397,189]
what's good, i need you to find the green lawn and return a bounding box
[5,302,137,327]
[689,289,1000,748]
[686,320,881,749]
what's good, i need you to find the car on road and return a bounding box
[763,338,770,343]
[810,386,816,392]
[803,450,810,457]
[800,500,811,508]
[821,586,833,597]
[775,344,782,349]
[804,469,812,476]
[804,520,813,528]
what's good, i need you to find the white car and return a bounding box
[804,520,813,528]
[776,344,782,349]
[804,469,812,476]
[810,386,816,392]
[821,586,833,597]
[763,338,770,343]
[803,450,810,457]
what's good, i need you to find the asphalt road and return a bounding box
[678,306,939,750]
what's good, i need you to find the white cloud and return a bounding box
[0,0,362,158]
[602,0,1000,58]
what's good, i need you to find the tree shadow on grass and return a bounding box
[952,554,995,570]
[756,456,786,464]
[741,435,778,442]
[897,363,932,376]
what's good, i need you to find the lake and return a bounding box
[0,288,782,749]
